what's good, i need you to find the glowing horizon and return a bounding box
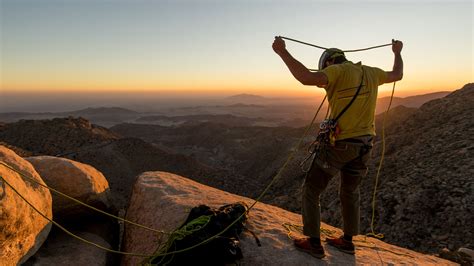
[1,0,472,99]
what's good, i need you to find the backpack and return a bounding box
[146,202,251,266]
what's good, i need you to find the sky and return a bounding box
[1,0,473,99]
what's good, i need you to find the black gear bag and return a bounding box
[146,202,251,266]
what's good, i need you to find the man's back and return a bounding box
[321,61,387,140]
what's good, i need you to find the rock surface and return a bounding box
[0,145,53,265]
[25,156,111,216]
[122,171,454,266]
[24,229,111,266]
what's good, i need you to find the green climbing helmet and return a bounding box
[318,48,345,70]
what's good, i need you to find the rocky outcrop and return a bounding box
[0,141,33,157]
[0,117,251,210]
[122,171,454,266]
[65,137,248,210]
[0,146,53,265]
[25,156,111,217]
[0,117,119,156]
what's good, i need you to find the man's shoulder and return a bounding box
[361,64,383,72]
[361,64,387,84]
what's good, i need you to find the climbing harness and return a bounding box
[299,95,327,172]
[301,69,365,172]
[0,36,396,259]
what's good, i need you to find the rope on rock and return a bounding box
[147,94,328,259]
[0,161,169,235]
[0,173,153,257]
[147,215,212,265]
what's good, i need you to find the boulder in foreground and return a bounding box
[0,145,53,265]
[26,155,111,217]
[122,171,454,265]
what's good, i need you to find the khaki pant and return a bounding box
[302,135,372,237]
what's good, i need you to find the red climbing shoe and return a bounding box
[294,238,326,259]
[326,236,355,254]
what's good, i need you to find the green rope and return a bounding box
[144,215,212,265]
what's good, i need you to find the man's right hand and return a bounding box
[385,39,404,83]
[392,39,403,54]
[272,36,286,55]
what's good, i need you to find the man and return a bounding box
[272,37,403,258]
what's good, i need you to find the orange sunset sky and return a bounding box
[1,0,473,99]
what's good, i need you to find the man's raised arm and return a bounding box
[384,39,404,83]
[272,37,328,87]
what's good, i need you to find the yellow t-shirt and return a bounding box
[321,61,387,140]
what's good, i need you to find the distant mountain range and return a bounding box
[376,91,450,114]
[0,107,139,128]
[0,91,452,128]
[224,93,267,102]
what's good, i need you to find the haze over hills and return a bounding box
[0,91,451,128]
[224,93,268,103]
